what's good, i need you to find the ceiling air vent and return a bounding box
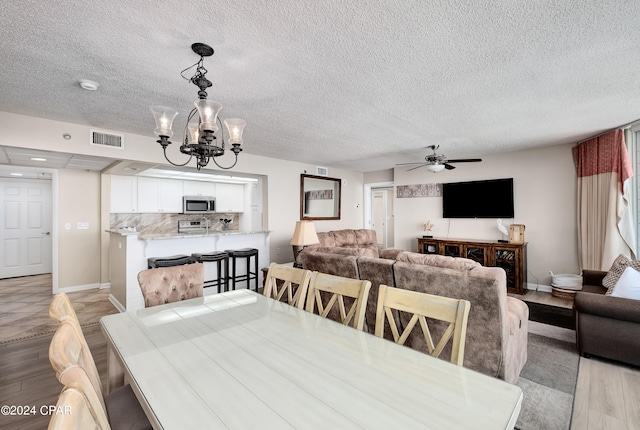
[316,166,328,176]
[90,129,124,149]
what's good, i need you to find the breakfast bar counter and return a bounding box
[107,230,270,311]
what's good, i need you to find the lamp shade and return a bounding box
[290,221,320,246]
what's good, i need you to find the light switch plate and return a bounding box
[76,222,89,230]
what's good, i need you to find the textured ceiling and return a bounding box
[1,1,639,172]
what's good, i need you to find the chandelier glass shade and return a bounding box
[151,43,246,170]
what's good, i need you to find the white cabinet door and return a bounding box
[111,176,138,213]
[138,178,183,213]
[183,181,216,197]
[158,179,183,212]
[215,183,244,212]
[137,177,159,212]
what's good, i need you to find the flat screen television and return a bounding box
[442,178,514,218]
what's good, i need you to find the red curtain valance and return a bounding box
[572,129,633,187]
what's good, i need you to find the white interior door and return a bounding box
[372,191,386,247]
[0,179,52,278]
[371,188,394,249]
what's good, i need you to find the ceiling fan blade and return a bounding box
[445,158,482,163]
[444,163,456,170]
[406,164,427,172]
[395,162,426,166]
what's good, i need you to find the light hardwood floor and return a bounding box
[1,276,640,429]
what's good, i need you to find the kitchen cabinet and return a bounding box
[183,181,216,197]
[137,178,183,213]
[215,183,244,212]
[110,175,137,213]
[417,237,528,295]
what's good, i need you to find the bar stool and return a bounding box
[191,251,229,293]
[224,248,259,292]
[147,254,192,269]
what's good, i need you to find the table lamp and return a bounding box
[290,221,320,268]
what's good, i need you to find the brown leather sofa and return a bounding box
[574,270,640,366]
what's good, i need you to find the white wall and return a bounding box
[393,144,579,288]
[57,169,102,289]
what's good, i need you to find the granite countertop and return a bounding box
[107,229,270,240]
[138,230,270,240]
[106,229,139,236]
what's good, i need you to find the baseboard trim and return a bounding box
[100,282,110,289]
[526,283,552,293]
[108,294,126,313]
[58,283,101,293]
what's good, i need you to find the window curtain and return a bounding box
[573,129,636,271]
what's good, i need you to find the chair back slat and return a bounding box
[306,272,371,331]
[263,263,312,309]
[375,284,471,365]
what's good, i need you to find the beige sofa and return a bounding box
[300,233,529,384]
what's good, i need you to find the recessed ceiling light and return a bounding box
[10,173,23,176]
[79,79,99,91]
[30,157,47,161]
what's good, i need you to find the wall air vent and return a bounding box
[316,166,328,176]
[90,129,124,149]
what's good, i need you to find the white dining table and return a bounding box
[100,290,522,429]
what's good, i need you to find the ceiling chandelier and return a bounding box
[151,43,247,170]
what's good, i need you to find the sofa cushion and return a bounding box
[312,229,380,258]
[610,266,640,300]
[310,247,371,256]
[316,231,337,247]
[396,251,481,271]
[300,252,360,280]
[602,254,640,295]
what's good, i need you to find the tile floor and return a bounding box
[0,274,118,344]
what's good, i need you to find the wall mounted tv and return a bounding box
[442,178,514,218]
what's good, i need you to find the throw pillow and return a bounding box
[602,254,640,296]
[610,266,640,300]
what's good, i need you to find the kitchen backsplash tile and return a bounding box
[110,213,240,235]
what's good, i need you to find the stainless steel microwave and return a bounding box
[183,196,216,214]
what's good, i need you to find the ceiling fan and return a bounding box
[396,145,482,172]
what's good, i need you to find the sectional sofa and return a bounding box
[300,228,529,384]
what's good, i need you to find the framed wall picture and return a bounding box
[509,224,525,244]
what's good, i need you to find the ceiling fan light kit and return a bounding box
[151,43,247,170]
[426,164,445,173]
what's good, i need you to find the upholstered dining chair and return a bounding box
[263,263,312,309]
[137,262,204,307]
[305,272,372,331]
[48,380,111,430]
[49,293,79,324]
[49,319,152,430]
[375,284,471,366]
